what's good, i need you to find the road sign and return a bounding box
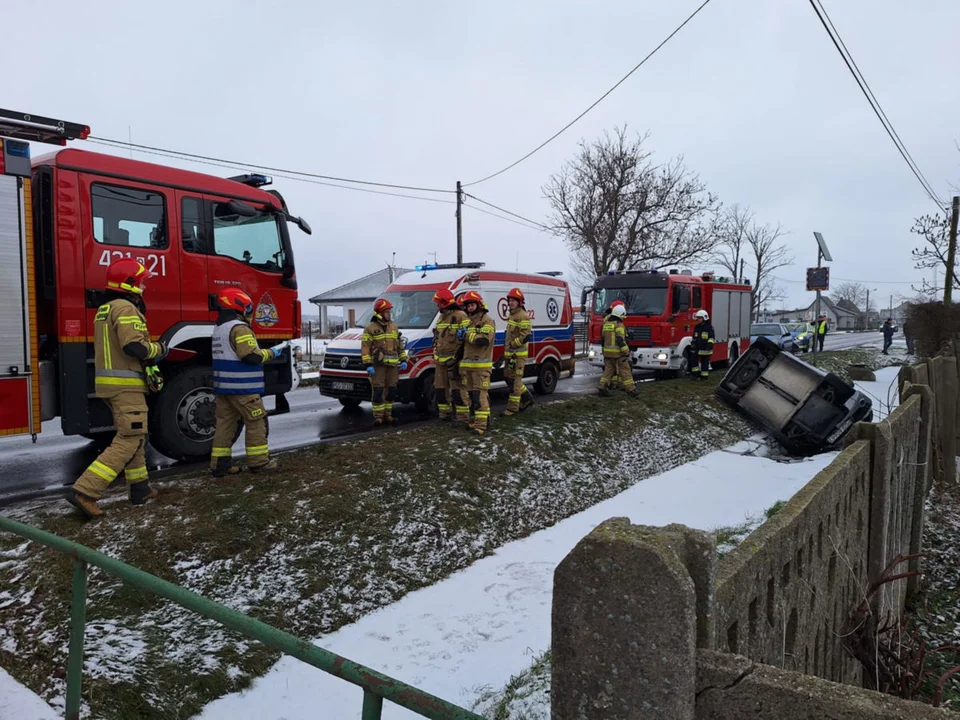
[807,267,830,292]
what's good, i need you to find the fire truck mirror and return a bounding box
[294,216,312,235]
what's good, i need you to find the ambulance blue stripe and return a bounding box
[325,325,574,354]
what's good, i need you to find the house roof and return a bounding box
[308,267,415,304]
[835,298,861,314]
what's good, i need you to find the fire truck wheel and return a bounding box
[80,432,113,452]
[148,365,233,461]
[414,371,437,415]
[534,359,560,395]
[339,398,363,409]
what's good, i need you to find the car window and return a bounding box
[751,324,783,335]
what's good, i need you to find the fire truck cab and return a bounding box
[0,109,312,461]
[582,269,753,377]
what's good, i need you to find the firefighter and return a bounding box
[458,290,496,435]
[502,287,534,416]
[691,309,715,380]
[362,298,409,427]
[210,287,285,477]
[452,291,471,424]
[68,258,166,518]
[432,288,470,422]
[598,301,637,396]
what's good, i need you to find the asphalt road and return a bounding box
[0,362,603,498]
[0,334,882,500]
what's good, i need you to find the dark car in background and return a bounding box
[716,336,873,456]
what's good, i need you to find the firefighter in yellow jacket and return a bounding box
[502,287,534,416]
[691,309,715,380]
[458,290,496,435]
[432,288,470,422]
[362,298,409,426]
[598,300,638,396]
[68,259,166,518]
[210,287,285,477]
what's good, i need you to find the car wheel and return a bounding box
[534,359,560,395]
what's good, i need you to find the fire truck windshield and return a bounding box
[353,290,438,329]
[212,204,286,272]
[593,287,667,316]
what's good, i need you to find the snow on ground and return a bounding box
[851,365,902,422]
[198,439,839,720]
[0,666,60,720]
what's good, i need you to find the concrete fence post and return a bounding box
[551,518,715,720]
[938,357,958,485]
[901,382,934,600]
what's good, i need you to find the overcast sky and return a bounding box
[7,0,958,313]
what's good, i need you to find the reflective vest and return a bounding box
[212,319,265,395]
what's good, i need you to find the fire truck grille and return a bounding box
[626,326,652,342]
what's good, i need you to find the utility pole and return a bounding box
[945,196,959,304]
[455,181,463,264]
[738,258,745,282]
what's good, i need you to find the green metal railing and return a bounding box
[0,516,483,720]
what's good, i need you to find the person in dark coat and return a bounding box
[902,318,915,355]
[881,317,896,355]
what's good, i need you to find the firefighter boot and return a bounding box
[211,465,242,479]
[519,388,534,411]
[66,489,104,519]
[599,386,611,397]
[129,480,158,506]
[250,458,280,474]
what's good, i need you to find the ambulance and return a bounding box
[318,264,576,411]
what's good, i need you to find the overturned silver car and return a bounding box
[716,337,873,456]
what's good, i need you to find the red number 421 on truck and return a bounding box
[0,109,312,461]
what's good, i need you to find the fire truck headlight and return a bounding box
[588,349,596,358]
[654,352,668,361]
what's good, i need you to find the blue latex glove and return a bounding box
[270,345,285,360]
[399,361,408,371]
[366,366,376,376]
[456,328,466,340]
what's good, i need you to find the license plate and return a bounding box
[332,381,354,391]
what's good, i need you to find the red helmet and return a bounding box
[507,288,525,304]
[611,299,626,309]
[217,287,254,315]
[105,258,151,295]
[460,290,484,308]
[433,289,455,308]
[374,298,394,315]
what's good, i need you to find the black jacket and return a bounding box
[692,321,715,354]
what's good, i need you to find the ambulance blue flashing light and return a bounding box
[414,262,485,272]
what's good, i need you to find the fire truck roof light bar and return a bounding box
[227,173,273,188]
[413,262,485,272]
[0,109,90,146]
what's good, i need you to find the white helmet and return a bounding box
[611,304,627,318]
[694,309,709,321]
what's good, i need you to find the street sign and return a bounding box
[807,267,830,292]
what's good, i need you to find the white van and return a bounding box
[318,264,576,412]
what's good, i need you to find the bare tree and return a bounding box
[544,127,721,282]
[910,213,956,298]
[713,204,753,279]
[833,281,868,310]
[747,221,792,321]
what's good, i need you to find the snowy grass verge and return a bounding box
[0,378,750,719]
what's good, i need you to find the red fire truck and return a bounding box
[0,109,312,461]
[582,268,753,377]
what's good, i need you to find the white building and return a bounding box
[309,267,413,335]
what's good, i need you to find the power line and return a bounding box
[463,0,714,187]
[807,0,946,210]
[88,138,456,206]
[739,260,918,286]
[467,203,549,232]
[87,135,454,195]
[464,193,550,230]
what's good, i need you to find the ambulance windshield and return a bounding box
[593,287,667,316]
[354,290,438,329]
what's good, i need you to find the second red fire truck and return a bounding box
[0,109,312,461]
[582,268,753,377]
